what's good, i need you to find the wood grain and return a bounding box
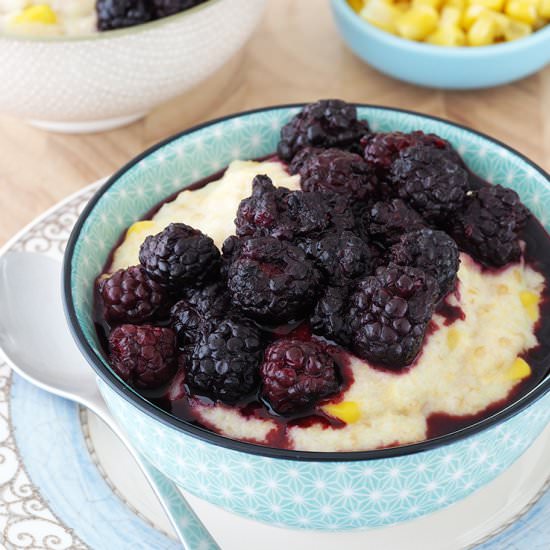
[1,0,549,246]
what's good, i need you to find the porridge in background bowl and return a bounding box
[0,0,265,132]
[0,0,208,36]
[93,100,550,453]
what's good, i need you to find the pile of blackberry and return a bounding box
[97,99,531,420]
[96,0,207,31]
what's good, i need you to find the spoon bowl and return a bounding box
[0,252,98,401]
[0,250,219,550]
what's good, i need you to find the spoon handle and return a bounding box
[85,390,221,550]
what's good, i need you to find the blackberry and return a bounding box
[181,280,232,318]
[290,148,378,202]
[221,234,243,264]
[308,190,357,234]
[139,223,221,291]
[367,199,425,246]
[478,183,529,229]
[171,279,234,347]
[390,229,460,300]
[295,182,329,237]
[389,145,469,222]
[235,176,355,241]
[450,184,529,268]
[260,338,340,415]
[235,175,331,241]
[152,0,205,18]
[227,236,321,323]
[98,265,166,324]
[187,316,263,403]
[277,99,369,161]
[109,324,177,389]
[287,146,322,175]
[361,131,453,176]
[311,286,352,346]
[349,264,438,368]
[96,0,154,31]
[170,300,202,347]
[298,230,374,286]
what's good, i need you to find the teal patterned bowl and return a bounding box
[63,105,550,530]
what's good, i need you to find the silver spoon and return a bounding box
[0,251,220,550]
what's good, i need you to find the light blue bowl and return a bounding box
[64,105,550,530]
[331,0,550,89]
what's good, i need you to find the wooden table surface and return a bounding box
[1,0,549,246]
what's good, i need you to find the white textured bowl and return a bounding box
[0,0,266,133]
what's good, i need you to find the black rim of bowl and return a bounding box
[63,103,550,462]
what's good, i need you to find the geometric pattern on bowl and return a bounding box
[99,379,550,530]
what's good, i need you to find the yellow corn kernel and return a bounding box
[14,5,58,25]
[360,0,402,33]
[468,12,498,44]
[506,357,531,380]
[440,6,462,26]
[395,6,439,40]
[324,401,361,424]
[427,24,467,44]
[470,0,505,11]
[525,306,539,321]
[463,5,489,29]
[519,290,539,320]
[540,0,550,18]
[445,0,467,9]
[491,11,512,34]
[348,0,365,12]
[520,291,539,308]
[395,2,411,11]
[126,220,157,237]
[505,0,537,24]
[413,0,444,9]
[504,17,533,38]
[447,327,461,350]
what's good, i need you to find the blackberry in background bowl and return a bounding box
[96,0,155,31]
[63,103,550,531]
